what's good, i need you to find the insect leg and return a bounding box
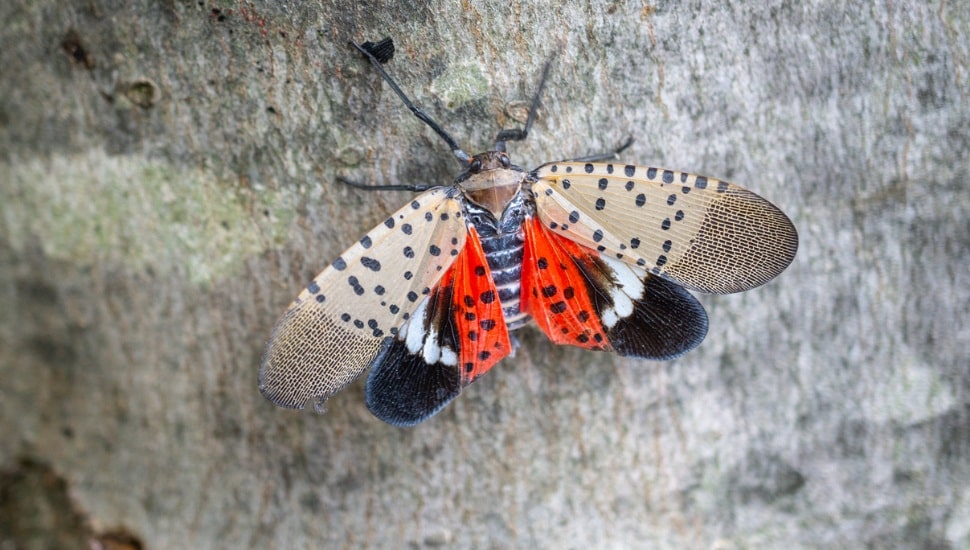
[337,176,435,193]
[493,55,556,151]
[566,137,635,162]
[351,41,471,164]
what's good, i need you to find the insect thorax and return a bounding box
[455,151,529,218]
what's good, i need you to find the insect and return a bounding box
[259,40,798,426]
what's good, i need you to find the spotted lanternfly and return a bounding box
[259,40,799,426]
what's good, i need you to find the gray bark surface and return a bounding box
[1,1,968,547]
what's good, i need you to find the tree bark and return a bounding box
[1,0,968,547]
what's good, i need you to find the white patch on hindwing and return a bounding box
[422,328,442,364]
[599,255,647,329]
[439,347,458,367]
[600,308,619,329]
[401,296,458,367]
[601,255,645,300]
[405,299,429,354]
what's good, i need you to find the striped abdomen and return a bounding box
[479,227,529,331]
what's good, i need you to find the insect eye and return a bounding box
[470,158,482,172]
[500,154,511,169]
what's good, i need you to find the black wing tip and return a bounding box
[365,376,461,427]
[365,393,450,427]
[607,274,710,360]
[364,339,462,426]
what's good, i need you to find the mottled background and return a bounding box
[1,0,968,547]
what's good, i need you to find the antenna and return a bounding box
[351,40,471,164]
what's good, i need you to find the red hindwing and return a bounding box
[520,215,612,352]
[444,226,512,383]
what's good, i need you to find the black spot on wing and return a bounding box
[365,338,461,427]
[480,290,496,304]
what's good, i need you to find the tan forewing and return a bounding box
[532,162,798,294]
[259,187,467,410]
